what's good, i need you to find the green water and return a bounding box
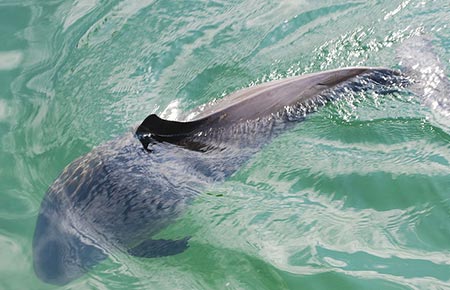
[1,0,450,289]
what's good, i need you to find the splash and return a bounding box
[397,36,450,132]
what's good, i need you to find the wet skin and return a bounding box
[32,67,405,285]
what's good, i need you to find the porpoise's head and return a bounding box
[33,191,106,285]
[32,157,109,285]
[32,138,157,285]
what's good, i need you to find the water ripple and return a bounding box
[1,0,450,289]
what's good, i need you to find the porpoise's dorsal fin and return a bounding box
[136,114,204,137]
[136,114,207,148]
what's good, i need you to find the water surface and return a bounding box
[1,0,450,289]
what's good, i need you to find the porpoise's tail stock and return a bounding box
[136,67,407,150]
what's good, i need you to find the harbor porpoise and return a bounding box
[32,67,405,285]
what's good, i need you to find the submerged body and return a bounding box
[33,67,405,285]
[33,136,200,284]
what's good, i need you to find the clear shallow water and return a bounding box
[1,0,450,289]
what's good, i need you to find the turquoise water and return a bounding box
[1,0,450,289]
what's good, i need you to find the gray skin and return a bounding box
[32,67,404,285]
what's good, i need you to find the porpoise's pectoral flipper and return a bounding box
[127,237,190,258]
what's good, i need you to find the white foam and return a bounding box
[0,50,23,70]
[0,99,9,121]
